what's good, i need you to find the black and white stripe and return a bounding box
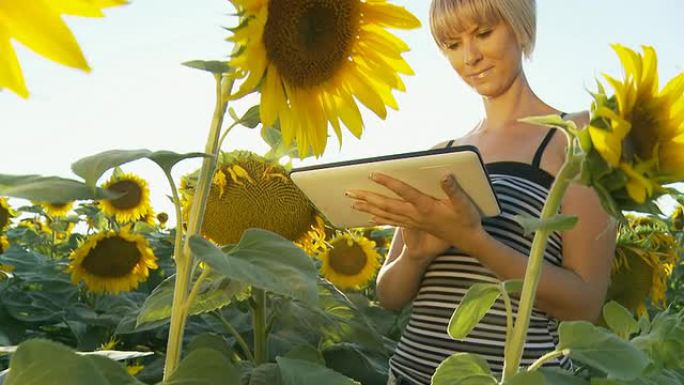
[389,163,569,384]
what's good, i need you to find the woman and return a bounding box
[346,0,617,383]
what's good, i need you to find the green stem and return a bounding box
[163,73,234,380]
[251,288,268,365]
[183,267,210,314]
[499,282,515,359]
[217,120,240,151]
[163,170,184,267]
[210,311,254,362]
[526,349,567,372]
[502,140,581,380]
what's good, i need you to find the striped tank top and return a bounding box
[389,127,570,384]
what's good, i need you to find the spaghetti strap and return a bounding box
[531,128,557,168]
[446,139,455,148]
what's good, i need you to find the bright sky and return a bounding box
[1,0,683,218]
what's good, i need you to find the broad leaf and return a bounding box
[513,214,578,236]
[503,371,545,385]
[602,301,638,339]
[72,149,209,187]
[538,368,589,385]
[558,321,649,380]
[86,355,146,385]
[448,283,500,339]
[249,363,283,385]
[5,339,121,385]
[191,229,319,306]
[238,105,261,128]
[0,174,115,201]
[137,272,246,325]
[276,357,359,385]
[432,353,497,385]
[163,348,240,385]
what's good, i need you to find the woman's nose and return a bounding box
[463,40,483,66]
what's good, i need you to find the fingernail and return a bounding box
[345,191,357,198]
[369,172,375,181]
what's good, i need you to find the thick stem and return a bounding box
[502,147,580,380]
[163,170,184,267]
[163,74,233,380]
[251,288,268,365]
[499,282,515,359]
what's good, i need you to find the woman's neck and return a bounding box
[479,72,554,133]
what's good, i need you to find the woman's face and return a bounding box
[441,17,523,98]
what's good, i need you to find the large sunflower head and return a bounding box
[588,44,684,204]
[99,172,153,224]
[34,201,74,218]
[318,231,382,290]
[68,225,158,294]
[180,151,325,250]
[227,0,420,156]
[0,197,16,231]
[608,214,680,316]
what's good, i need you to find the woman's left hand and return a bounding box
[347,172,487,253]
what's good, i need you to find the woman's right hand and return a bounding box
[400,227,451,264]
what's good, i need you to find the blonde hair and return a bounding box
[429,0,536,58]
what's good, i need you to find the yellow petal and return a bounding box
[612,44,642,82]
[346,65,387,119]
[321,91,343,147]
[360,2,421,29]
[640,45,659,95]
[588,124,624,167]
[0,27,28,97]
[625,177,647,203]
[0,0,90,71]
[260,64,285,128]
[335,89,364,138]
[48,0,127,17]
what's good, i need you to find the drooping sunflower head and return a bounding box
[0,197,16,231]
[318,231,382,290]
[588,44,684,204]
[180,151,325,250]
[99,172,153,224]
[68,225,158,294]
[35,201,74,218]
[228,0,421,156]
[608,214,680,316]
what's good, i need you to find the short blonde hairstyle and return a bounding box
[429,0,536,58]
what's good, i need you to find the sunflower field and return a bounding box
[2,1,684,385]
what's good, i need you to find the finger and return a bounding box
[346,189,412,217]
[369,215,405,228]
[370,172,426,203]
[441,174,468,205]
[351,199,413,225]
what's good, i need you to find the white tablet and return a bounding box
[290,145,501,229]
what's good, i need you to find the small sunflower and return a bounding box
[608,214,680,316]
[588,44,684,204]
[0,0,126,98]
[126,363,145,376]
[180,151,325,251]
[156,212,169,229]
[227,0,420,156]
[99,172,153,224]
[0,235,9,254]
[68,225,158,294]
[0,197,16,231]
[318,232,381,290]
[35,201,74,218]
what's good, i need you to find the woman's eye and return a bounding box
[446,41,460,50]
[477,30,492,38]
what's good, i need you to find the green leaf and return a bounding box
[448,283,500,339]
[86,355,146,385]
[284,344,325,365]
[72,149,209,187]
[137,272,246,326]
[163,348,240,385]
[321,343,389,385]
[182,60,232,74]
[5,339,114,385]
[276,357,360,385]
[0,174,115,201]
[503,371,545,385]
[538,368,589,385]
[602,301,638,339]
[502,279,523,295]
[558,321,649,380]
[432,353,497,385]
[238,105,261,128]
[249,363,283,385]
[519,114,578,133]
[191,229,319,306]
[513,214,579,236]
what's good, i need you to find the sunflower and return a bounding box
[35,201,74,218]
[0,197,15,231]
[99,172,153,224]
[0,0,126,98]
[180,151,326,252]
[68,225,158,294]
[227,0,420,156]
[608,214,680,316]
[156,212,169,229]
[318,231,381,290]
[126,363,145,376]
[0,235,9,254]
[588,44,684,204]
